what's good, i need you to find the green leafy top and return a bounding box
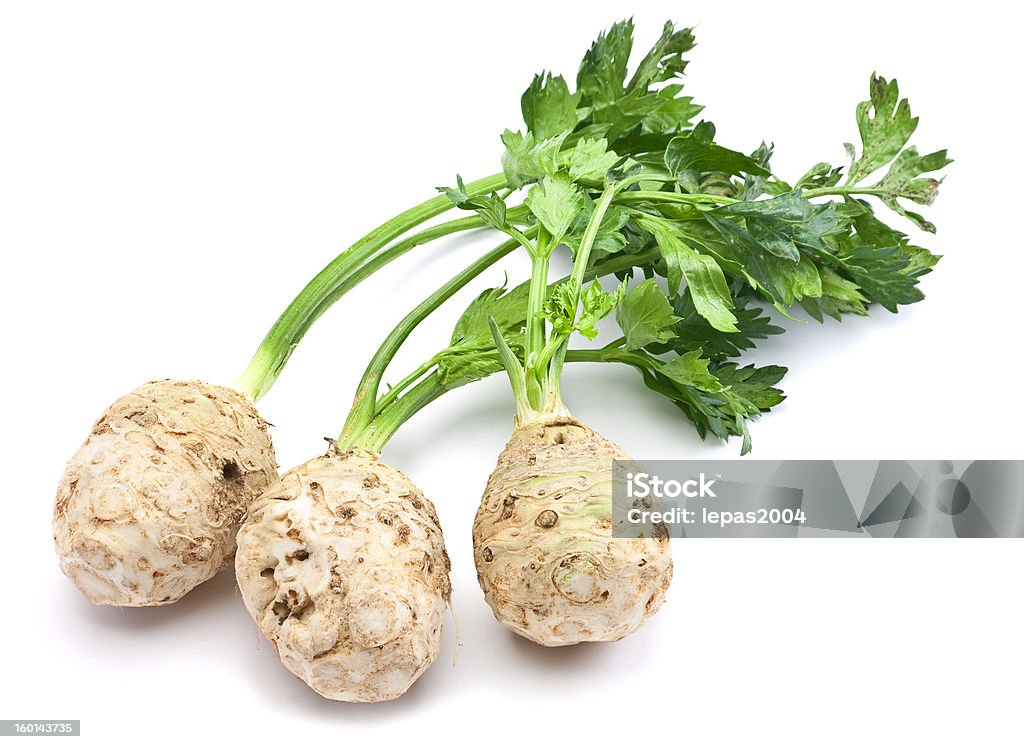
[577,19,701,138]
[500,19,702,190]
[616,279,680,350]
[435,280,530,390]
[848,74,920,184]
[373,20,951,453]
[545,277,626,341]
[823,74,952,232]
[522,73,581,141]
[665,122,770,188]
[525,173,586,245]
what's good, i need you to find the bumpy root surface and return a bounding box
[473,417,672,646]
[54,380,277,606]
[235,451,451,703]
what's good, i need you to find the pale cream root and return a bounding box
[473,417,672,646]
[235,451,451,703]
[54,380,278,606]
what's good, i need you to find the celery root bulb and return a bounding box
[235,451,452,703]
[473,417,672,646]
[54,380,278,606]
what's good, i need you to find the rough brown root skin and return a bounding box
[235,451,452,703]
[473,416,672,647]
[53,380,278,606]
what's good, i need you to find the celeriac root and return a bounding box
[53,380,277,606]
[235,450,451,703]
[473,416,672,646]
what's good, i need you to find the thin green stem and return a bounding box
[363,347,638,452]
[234,172,507,401]
[505,225,538,255]
[374,355,438,414]
[518,227,554,414]
[524,233,551,372]
[533,336,563,379]
[338,230,534,448]
[613,190,739,207]
[563,348,605,364]
[563,172,652,321]
[547,341,570,407]
[600,335,626,351]
[355,345,641,454]
[564,346,634,366]
[491,317,531,416]
[354,373,448,453]
[802,185,888,199]
[356,344,631,454]
[347,247,662,452]
[532,336,573,389]
[298,213,495,342]
[565,183,619,300]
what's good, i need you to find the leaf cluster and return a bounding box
[424,21,950,453]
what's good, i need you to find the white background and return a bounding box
[2,1,1022,746]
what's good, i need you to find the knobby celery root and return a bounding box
[231,238,522,703]
[473,168,681,647]
[54,380,278,606]
[235,451,451,703]
[474,416,671,646]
